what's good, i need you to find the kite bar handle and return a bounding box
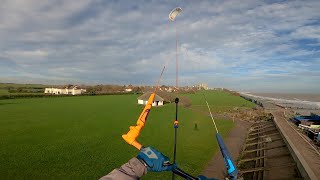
[122,127,143,150]
[173,168,198,180]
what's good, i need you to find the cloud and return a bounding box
[5,50,49,59]
[291,26,320,40]
[0,0,319,93]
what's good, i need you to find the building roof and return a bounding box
[47,85,85,90]
[138,92,164,101]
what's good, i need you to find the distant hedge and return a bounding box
[0,92,135,100]
[240,95,263,107]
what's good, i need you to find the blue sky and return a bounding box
[0,0,319,93]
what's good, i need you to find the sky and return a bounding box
[0,0,319,93]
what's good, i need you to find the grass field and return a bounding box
[0,89,9,95]
[0,83,45,95]
[186,90,255,113]
[0,91,252,179]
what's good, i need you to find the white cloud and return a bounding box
[4,50,49,59]
[0,0,319,93]
[291,26,320,40]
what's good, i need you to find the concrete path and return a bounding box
[271,110,320,180]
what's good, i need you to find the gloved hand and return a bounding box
[137,147,176,172]
[197,175,218,180]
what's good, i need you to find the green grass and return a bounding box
[0,83,45,95]
[185,90,255,113]
[0,91,247,179]
[0,89,9,95]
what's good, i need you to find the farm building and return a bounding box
[138,92,164,106]
[44,86,86,95]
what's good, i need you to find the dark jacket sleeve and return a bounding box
[99,157,147,180]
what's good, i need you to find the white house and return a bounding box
[137,92,164,106]
[44,86,86,95]
[125,88,133,92]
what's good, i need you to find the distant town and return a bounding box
[42,83,212,95]
[0,82,228,96]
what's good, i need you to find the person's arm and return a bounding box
[100,147,175,180]
[99,157,147,180]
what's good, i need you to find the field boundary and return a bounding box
[0,92,136,100]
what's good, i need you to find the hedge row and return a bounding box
[240,95,264,107]
[0,92,137,100]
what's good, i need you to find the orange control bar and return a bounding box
[122,66,165,150]
[122,93,155,150]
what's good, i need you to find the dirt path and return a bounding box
[201,119,253,179]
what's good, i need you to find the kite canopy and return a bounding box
[169,7,182,21]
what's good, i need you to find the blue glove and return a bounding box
[137,147,176,172]
[197,175,218,180]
